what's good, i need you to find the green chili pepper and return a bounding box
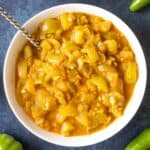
[129,0,150,12]
[0,134,23,150]
[125,128,150,150]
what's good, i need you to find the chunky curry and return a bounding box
[16,13,138,136]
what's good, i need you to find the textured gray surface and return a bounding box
[0,0,150,150]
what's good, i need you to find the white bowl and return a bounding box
[3,3,147,147]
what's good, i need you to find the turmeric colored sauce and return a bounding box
[16,13,138,136]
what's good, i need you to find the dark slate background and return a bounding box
[0,0,150,150]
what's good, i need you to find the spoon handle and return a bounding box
[0,6,41,49]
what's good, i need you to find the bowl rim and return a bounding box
[3,3,147,147]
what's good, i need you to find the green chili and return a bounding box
[0,134,23,150]
[130,0,150,12]
[125,128,150,150]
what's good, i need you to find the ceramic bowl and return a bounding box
[3,3,147,147]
